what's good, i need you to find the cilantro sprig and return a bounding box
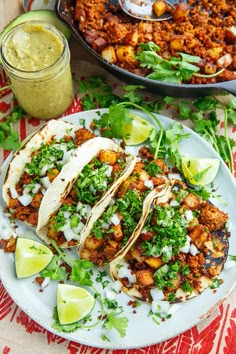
[0,105,24,150]
[136,42,225,84]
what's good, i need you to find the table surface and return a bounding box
[0,1,236,354]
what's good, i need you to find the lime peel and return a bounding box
[57,284,95,325]
[181,157,220,186]
[15,237,53,278]
[124,113,154,145]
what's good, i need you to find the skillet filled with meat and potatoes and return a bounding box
[57,0,236,97]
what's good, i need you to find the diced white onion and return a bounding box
[125,0,153,16]
[41,277,50,288]
[112,280,122,293]
[61,149,73,164]
[9,186,19,199]
[72,221,85,234]
[40,163,54,176]
[141,229,147,234]
[31,183,41,195]
[101,223,110,230]
[117,265,136,284]
[180,238,190,253]
[63,211,71,219]
[168,173,182,181]
[18,193,33,206]
[89,185,96,194]
[60,221,71,232]
[152,300,170,315]
[104,165,113,177]
[170,199,179,207]
[150,288,164,301]
[63,227,77,242]
[110,213,120,226]
[185,210,194,222]
[189,243,199,256]
[41,176,51,189]
[109,198,116,206]
[77,203,92,217]
[168,303,182,315]
[41,188,46,195]
[2,226,15,240]
[162,245,172,261]
[144,179,154,189]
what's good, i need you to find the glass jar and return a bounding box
[0,21,74,119]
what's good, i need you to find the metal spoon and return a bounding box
[119,0,174,21]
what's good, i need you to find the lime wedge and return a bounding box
[181,157,220,186]
[124,114,154,145]
[15,238,53,278]
[57,284,95,325]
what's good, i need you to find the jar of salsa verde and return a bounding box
[0,21,74,119]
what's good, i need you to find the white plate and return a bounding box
[0,109,236,349]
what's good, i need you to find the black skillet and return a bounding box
[56,0,236,97]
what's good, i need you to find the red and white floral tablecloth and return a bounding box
[0,59,236,354]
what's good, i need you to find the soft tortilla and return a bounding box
[36,137,137,247]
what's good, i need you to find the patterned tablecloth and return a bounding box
[0,59,236,354]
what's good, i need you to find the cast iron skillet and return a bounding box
[56,0,236,97]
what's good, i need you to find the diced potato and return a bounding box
[207,47,223,59]
[47,168,60,182]
[145,256,163,269]
[125,31,139,46]
[112,223,123,242]
[153,0,167,17]
[217,53,233,68]
[172,3,190,22]
[182,193,201,210]
[136,269,154,286]
[138,169,150,182]
[80,248,92,260]
[98,150,118,165]
[116,45,136,64]
[130,248,145,262]
[84,236,104,250]
[170,37,184,51]
[101,45,117,64]
[204,63,216,75]
[189,224,209,249]
[48,222,60,241]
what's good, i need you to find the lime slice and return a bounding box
[15,238,53,278]
[57,284,95,325]
[124,114,154,145]
[181,157,220,186]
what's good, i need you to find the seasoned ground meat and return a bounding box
[74,0,236,84]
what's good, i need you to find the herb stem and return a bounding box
[221,103,234,174]
[193,68,225,78]
[0,85,11,93]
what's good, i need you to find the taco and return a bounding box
[36,137,137,247]
[2,119,96,227]
[110,179,229,304]
[78,156,172,266]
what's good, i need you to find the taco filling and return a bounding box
[79,152,170,266]
[110,180,229,303]
[40,148,134,247]
[3,122,95,227]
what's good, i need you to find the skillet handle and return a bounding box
[218,80,236,96]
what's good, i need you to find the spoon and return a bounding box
[118,0,174,21]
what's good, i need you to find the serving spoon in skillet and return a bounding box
[119,0,174,21]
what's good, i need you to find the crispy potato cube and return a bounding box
[101,45,117,64]
[47,168,60,182]
[98,150,118,165]
[153,0,167,17]
[182,193,201,210]
[217,53,233,68]
[80,248,92,260]
[136,269,154,286]
[116,45,136,64]
[170,36,184,51]
[207,47,223,59]
[172,3,190,22]
[204,63,216,75]
[145,256,163,269]
[189,224,209,249]
[112,223,123,242]
[125,31,139,46]
[84,236,104,250]
[130,248,145,262]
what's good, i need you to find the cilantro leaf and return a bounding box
[70,259,94,286]
[40,256,68,281]
[104,312,128,338]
